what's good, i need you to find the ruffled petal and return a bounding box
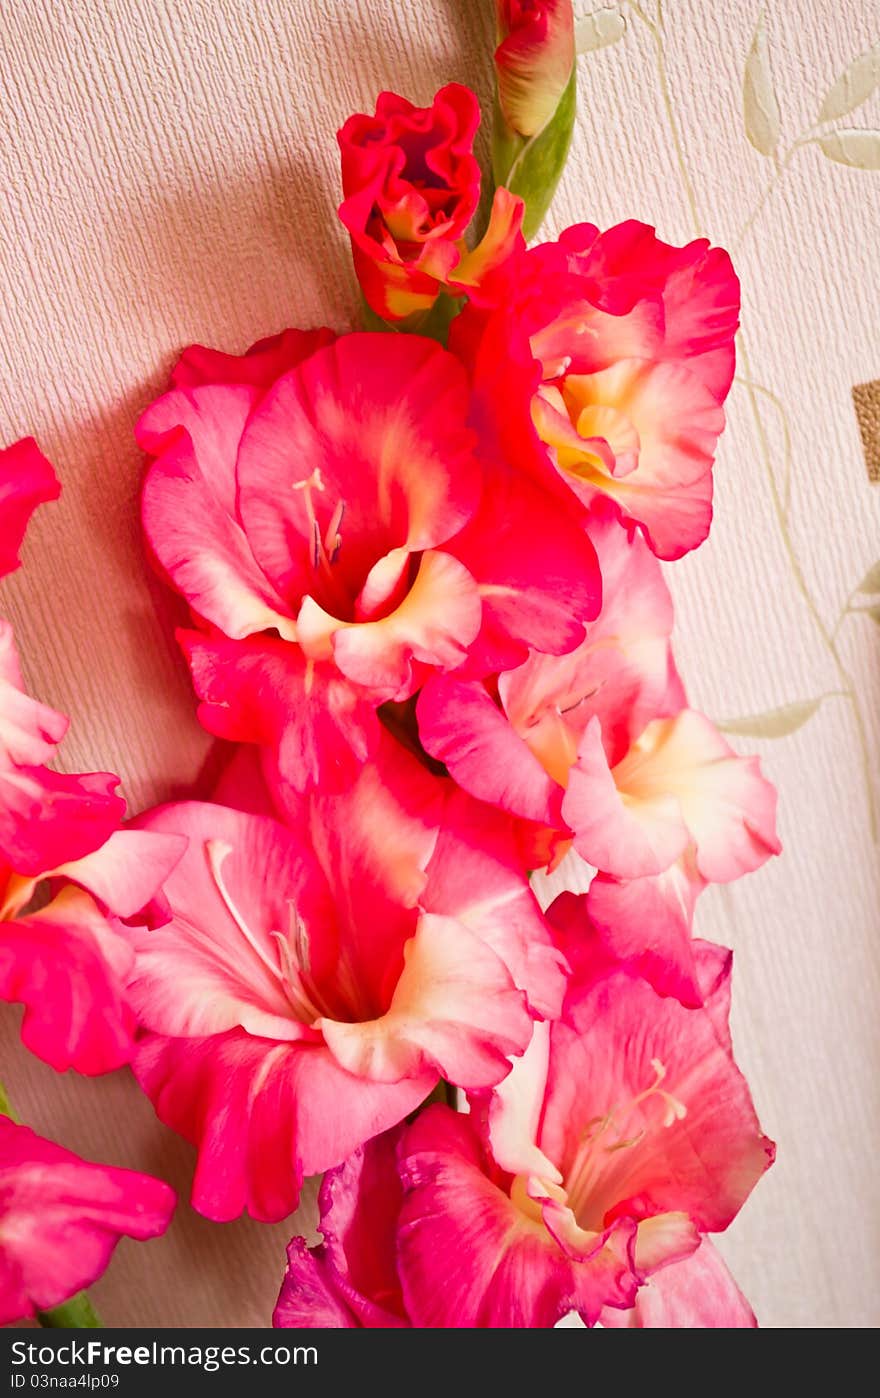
[0,887,135,1075]
[0,1117,174,1325]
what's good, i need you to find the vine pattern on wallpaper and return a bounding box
[576,0,880,838]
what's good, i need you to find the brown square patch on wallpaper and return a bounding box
[853,380,880,482]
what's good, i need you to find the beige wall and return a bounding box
[1,0,878,1328]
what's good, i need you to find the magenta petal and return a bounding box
[0,766,124,877]
[135,1031,431,1223]
[0,888,135,1075]
[171,327,336,391]
[445,465,601,672]
[417,676,563,827]
[0,438,60,580]
[274,1129,408,1328]
[0,1117,174,1325]
[182,629,379,794]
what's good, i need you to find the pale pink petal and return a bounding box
[585,863,707,1006]
[539,972,775,1239]
[139,383,296,639]
[601,1238,756,1328]
[611,710,781,882]
[0,887,135,1075]
[126,801,342,1042]
[330,549,482,699]
[318,911,533,1089]
[56,829,187,917]
[483,1021,561,1182]
[0,1117,174,1325]
[563,716,690,877]
[0,621,68,767]
[546,359,723,560]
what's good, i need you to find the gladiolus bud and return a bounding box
[492,1,576,240]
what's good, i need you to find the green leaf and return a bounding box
[38,1293,102,1329]
[818,129,880,169]
[492,67,577,242]
[743,12,781,157]
[718,698,823,738]
[575,8,626,55]
[856,560,880,594]
[818,47,880,123]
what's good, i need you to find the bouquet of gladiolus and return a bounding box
[0,2,779,1330]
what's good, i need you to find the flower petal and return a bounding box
[0,438,60,579]
[135,1030,430,1223]
[318,911,533,1089]
[0,1117,174,1325]
[601,1238,756,1328]
[0,888,135,1075]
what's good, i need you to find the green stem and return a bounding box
[0,1078,104,1328]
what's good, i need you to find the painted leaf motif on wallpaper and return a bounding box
[575,8,626,55]
[743,12,781,157]
[817,48,880,123]
[719,698,823,739]
[855,561,880,595]
[818,130,880,170]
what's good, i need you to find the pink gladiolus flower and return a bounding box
[274,1128,409,1328]
[495,2,575,138]
[0,1116,175,1325]
[419,512,779,1002]
[123,737,566,1222]
[452,221,740,559]
[395,917,773,1327]
[338,85,524,321]
[141,331,600,791]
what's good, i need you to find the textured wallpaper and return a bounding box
[1,0,878,1328]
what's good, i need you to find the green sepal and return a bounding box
[491,66,577,242]
[360,290,463,346]
[38,1293,103,1329]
